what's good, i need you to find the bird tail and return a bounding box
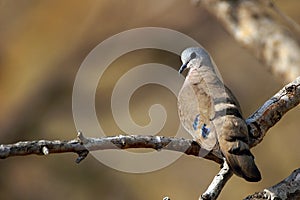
[217,116,261,182]
[223,146,261,182]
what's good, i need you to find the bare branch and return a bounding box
[246,76,300,147]
[267,0,300,36]
[0,134,222,164]
[245,168,300,200]
[200,160,233,200]
[199,0,300,82]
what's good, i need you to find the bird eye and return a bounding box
[190,52,196,60]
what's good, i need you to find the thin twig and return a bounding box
[267,0,300,36]
[200,160,233,200]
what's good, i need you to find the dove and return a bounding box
[178,47,261,182]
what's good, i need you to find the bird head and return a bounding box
[179,47,213,74]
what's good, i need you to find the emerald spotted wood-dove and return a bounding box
[178,47,261,182]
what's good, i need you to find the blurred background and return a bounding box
[0,0,300,199]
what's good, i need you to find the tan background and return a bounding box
[0,0,299,199]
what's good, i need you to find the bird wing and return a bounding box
[178,67,217,151]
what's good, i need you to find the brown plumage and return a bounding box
[178,47,261,182]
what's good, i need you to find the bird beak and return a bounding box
[179,62,188,74]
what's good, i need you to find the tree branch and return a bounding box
[200,160,233,200]
[199,0,300,82]
[245,168,300,200]
[0,132,222,164]
[247,76,300,147]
